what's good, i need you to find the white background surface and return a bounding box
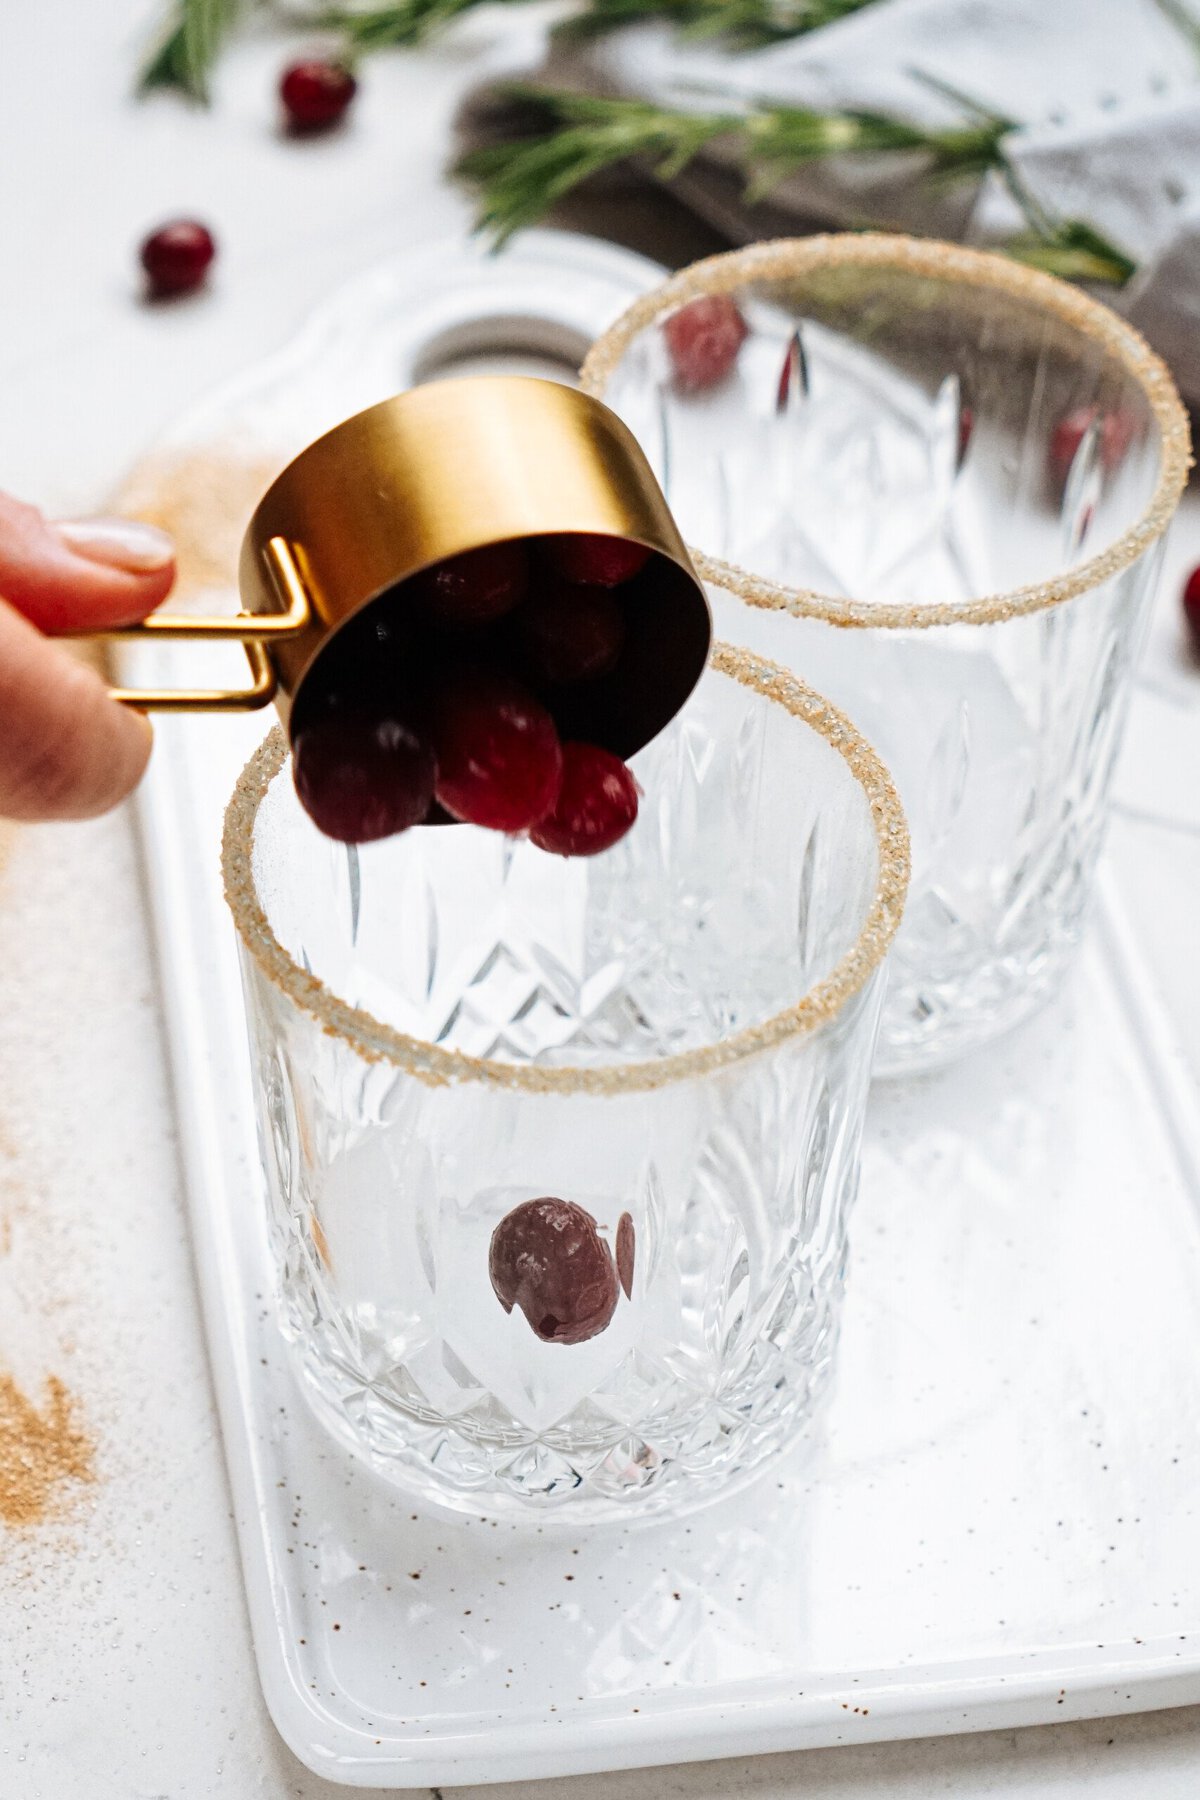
[3,2,1200,1796]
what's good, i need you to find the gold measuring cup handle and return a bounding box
[65,536,312,713]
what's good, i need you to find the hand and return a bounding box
[0,491,175,822]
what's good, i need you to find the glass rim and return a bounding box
[580,233,1193,631]
[221,643,910,1095]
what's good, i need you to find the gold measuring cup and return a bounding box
[90,377,712,760]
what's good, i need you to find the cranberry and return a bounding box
[519,579,625,684]
[616,1212,635,1301]
[293,709,435,844]
[957,404,974,468]
[140,220,216,299]
[1048,405,1135,489]
[542,535,651,588]
[280,59,358,132]
[489,1198,619,1345]
[431,668,562,832]
[663,294,748,392]
[415,543,529,627]
[530,743,638,858]
[1182,566,1200,656]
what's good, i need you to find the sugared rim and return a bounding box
[580,234,1192,631]
[221,643,910,1093]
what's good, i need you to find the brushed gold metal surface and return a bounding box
[106,641,278,713]
[86,377,711,749]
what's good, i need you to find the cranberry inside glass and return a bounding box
[663,294,748,392]
[1182,566,1200,656]
[1048,405,1135,491]
[489,1198,620,1346]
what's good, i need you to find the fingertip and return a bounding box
[122,557,177,617]
[0,501,177,633]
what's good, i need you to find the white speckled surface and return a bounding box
[4,1,1200,1794]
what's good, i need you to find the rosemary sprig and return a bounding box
[459,88,1011,244]
[138,0,246,101]
[298,0,512,55]
[563,0,878,50]
[461,93,738,243]
[742,102,1010,199]
[460,88,1137,286]
[137,0,886,89]
[1005,220,1137,288]
[996,159,1136,287]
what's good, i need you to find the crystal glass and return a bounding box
[223,647,908,1520]
[583,236,1189,1072]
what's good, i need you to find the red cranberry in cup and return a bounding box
[663,294,749,393]
[1182,566,1200,657]
[1048,405,1135,490]
[140,220,216,299]
[431,667,563,832]
[293,708,435,844]
[489,1197,620,1345]
[542,533,652,588]
[519,579,626,685]
[415,542,529,627]
[280,59,358,132]
[531,742,639,858]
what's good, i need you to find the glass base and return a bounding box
[875,930,1080,1077]
[278,1284,843,1524]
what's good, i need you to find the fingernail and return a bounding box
[55,516,175,574]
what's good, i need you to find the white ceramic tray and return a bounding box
[126,231,1200,1788]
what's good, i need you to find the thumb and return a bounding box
[0,599,153,822]
[0,491,175,633]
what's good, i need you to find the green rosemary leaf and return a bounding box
[304,0,504,53]
[1007,220,1137,288]
[138,0,244,102]
[744,104,1008,199]
[563,0,880,50]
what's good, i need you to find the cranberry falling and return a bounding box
[292,709,434,844]
[489,1198,625,1345]
[531,744,639,858]
[430,668,563,834]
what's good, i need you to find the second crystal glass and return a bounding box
[224,648,908,1520]
[582,236,1190,1071]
